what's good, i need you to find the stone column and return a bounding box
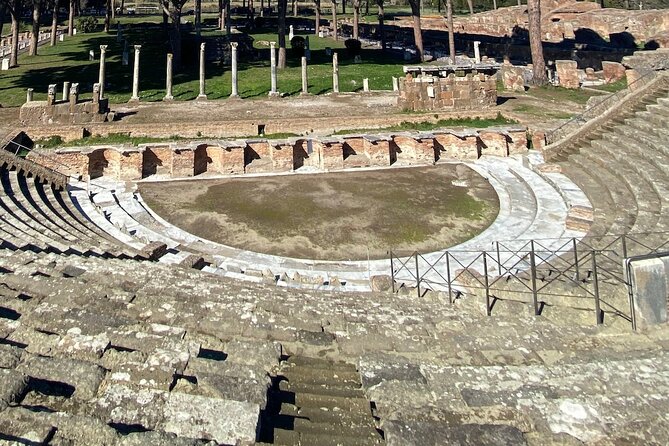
[473,41,481,64]
[62,81,70,101]
[99,45,107,99]
[47,84,57,106]
[26,88,34,103]
[230,42,239,98]
[363,78,370,92]
[164,53,174,101]
[332,52,339,94]
[269,42,279,97]
[131,45,141,101]
[198,42,207,100]
[69,82,79,112]
[301,56,308,95]
[392,76,399,91]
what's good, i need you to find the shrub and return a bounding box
[290,35,305,56]
[76,16,98,33]
[344,38,361,56]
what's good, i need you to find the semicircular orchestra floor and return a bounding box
[138,164,500,262]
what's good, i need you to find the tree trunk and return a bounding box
[9,0,19,67]
[111,0,115,18]
[314,0,320,35]
[352,0,359,39]
[466,0,473,14]
[331,0,337,40]
[599,0,604,8]
[408,0,423,61]
[341,0,345,14]
[277,0,287,68]
[68,0,74,35]
[29,2,41,56]
[377,0,385,50]
[0,4,5,38]
[195,0,201,35]
[528,0,547,85]
[51,1,58,46]
[446,0,454,62]
[168,7,183,68]
[104,0,111,32]
[365,0,368,14]
[219,0,224,30]
[225,0,230,33]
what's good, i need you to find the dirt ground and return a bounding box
[139,164,499,261]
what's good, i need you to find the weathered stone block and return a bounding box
[479,132,508,157]
[556,60,580,89]
[602,61,626,84]
[629,256,669,330]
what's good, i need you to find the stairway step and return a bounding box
[280,403,376,426]
[291,391,372,412]
[281,365,361,387]
[286,356,356,371]
[279,380,366,399]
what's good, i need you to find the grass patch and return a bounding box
[525,85,601,105]
[333,113,518,135]
[36,133,188,148]
[512,103,573,119]
[591,78,628,93]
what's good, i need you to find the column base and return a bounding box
[229,93,241,100]
[128,97,140,103]
[163,95,174,101]
[197,94,208,101]
[268,91,280,98]
[300,91,311,96]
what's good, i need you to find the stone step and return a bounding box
[279,380,366,399]
[280,363,361,388]
[273,428,384,446]
[646,103,669,118]
[279,402,376,426]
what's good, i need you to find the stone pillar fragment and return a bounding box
[473,41,481,63]
[332,52,339,94]
[363,78,369,92]
[301,56,308,95]
[62,81,70,101]
[269,42,279,97]
[230,42,239,98]
[99,45,107,99]
[26,88,34,103]
[69,82,79,112]
[392,77,399,91]
[198,42,207,100]
[47,84,57,106]
[164,53,174,101]
[92,83,100,104]
[131,45,141,101]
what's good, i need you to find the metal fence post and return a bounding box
[530,241,539,316]
[621,234,628,260]
[415,252,421,298]
[572,237,580,282]
[389,251,395,293]
[446,252,453,304]
[592,250,603,325]
[483,253,491,316]
[496,241,502,276]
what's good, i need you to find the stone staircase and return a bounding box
[261,356,384,445]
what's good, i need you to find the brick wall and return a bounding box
[32,127,528,181]
[398,73,497,112]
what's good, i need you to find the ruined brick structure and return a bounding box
[19,83,110,125]
[27,128,528,181]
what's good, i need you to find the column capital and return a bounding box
[134,45,142,51]
[230,42,238,49]
[270,41,276,49]
[100,44,108,51]
[167,53,173,60]
[200,42,206,51]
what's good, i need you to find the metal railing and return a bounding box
[390,232,669,328]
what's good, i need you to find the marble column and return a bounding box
[130,45,141,101]
[301,56,308,95]
[332,52,339,94]
[164,53,174,101]
[198,42,207,100]
[62,81,70,101]
[230,42,239,98]
[473,41,481,64]
[99,45,107,99]
[269,42,279,97]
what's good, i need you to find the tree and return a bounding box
[277,0,287,68]
[104,0,111,32]
[159,0,188,68]
[5,0,19,67]
[331,0,337,40]
[352,0,359,39]
[313,0,320,36]
[50,0,58,46]
[466,0,473,14]
[376,0,385,50]
[0,3,5,38]
[407,0,424,61]
[446,0,454,62]
[68,0,74,35]
[527,0,547,85]
[29,0,42,56]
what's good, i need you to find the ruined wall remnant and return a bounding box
[30,128,529,181]
[398,73,497,112]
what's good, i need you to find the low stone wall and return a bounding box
[29,127,528,181]
[398,73,497,111]
[20,99,109,125]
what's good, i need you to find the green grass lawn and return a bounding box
[0,17,406,107]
